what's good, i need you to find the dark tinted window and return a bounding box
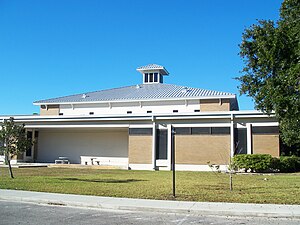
[149,73,153,82]
[192,127,211,134]
[154,73,158,82]
[211,127,230,135]
[175,127,191,135]
[129,128,152,135]
[156,129,167,159]
[175,127,230,135]
[252,126,279,134]
[144,73,148,83]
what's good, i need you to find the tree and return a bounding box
[0,117,32,178]
[237,0,300,147]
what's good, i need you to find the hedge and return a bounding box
[232,154,300,173]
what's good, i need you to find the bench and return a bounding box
[55,157,70,164]
[0,156,5,164]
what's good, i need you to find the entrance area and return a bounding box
[36,128,129,165]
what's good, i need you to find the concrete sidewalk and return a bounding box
[0,189,299,218]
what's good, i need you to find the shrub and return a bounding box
[232,154,274,172]
[278,156,300,173]
[232,154,300,173]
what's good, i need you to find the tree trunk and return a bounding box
[229,172,233,191]
[5,154,14,179]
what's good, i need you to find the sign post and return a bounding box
[171,127,176,197]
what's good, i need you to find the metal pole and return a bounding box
[172,128,176,197]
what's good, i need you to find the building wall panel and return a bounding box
[128,136,152,164]
[40,105,60,116]
[200,99,230,111]
[252,134,279,157]
[175,135,230,165]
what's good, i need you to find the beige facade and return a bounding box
[200,99,230,112]
[252,134,279,157]
[175,135,230,165]
[128,136,152,164]
[40,105,60,116]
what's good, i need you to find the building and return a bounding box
[0,64,279,170]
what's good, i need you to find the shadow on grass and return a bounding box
[60,177,147,183]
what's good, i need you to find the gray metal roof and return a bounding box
[136,64,169,75]
[34,83,236,104]
[137,64,165,70]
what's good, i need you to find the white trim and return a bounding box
[156,159,168,167]
[172,123,230,128]
[247,123,252,154]
[152,121,156,170]
[236,123,246,128]
[128,164,153,170]
[24,125,129,129]
[129,124,153,128]
[158,124,168,129]
[167,124,172,170]
[2,110,276,122]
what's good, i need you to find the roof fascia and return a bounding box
[1,110,276,123]
[33,95,237,106]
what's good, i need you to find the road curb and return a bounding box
[1,189,300,218]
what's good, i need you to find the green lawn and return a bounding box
[0,167,300,204]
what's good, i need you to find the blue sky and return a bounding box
[0,0,282,115]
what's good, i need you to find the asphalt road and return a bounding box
[0,200,299,225]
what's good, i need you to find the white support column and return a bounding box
[230,114,235,157]
[152,120,156,170]
[167,124,172,171]
[246,123,252,154]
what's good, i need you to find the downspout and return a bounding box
[152,116,156,170]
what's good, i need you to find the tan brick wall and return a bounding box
[200,99,230,111]
[252,134,279,157]
[40,105,60,116]
[175,135,230,165]
[128,136,152,164]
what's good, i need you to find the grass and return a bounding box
[0,167,300,204]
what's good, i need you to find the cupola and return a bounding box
[137,64,169,84]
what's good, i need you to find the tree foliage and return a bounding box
[0,117,32,178]
[237,0,300,146]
